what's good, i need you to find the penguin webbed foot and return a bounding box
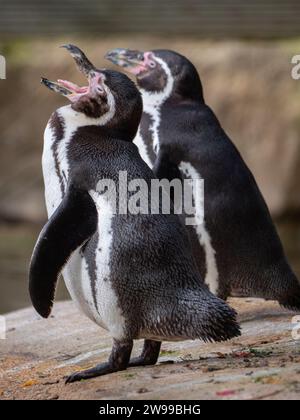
[65,362,117,383]
[128,339,161,368]
[65,339,133,384]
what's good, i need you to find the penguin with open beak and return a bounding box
[30,45,241,383]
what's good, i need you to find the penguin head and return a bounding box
[41,45,142,140]
[105,48,204,104]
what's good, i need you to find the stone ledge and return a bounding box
[0,299,299,400]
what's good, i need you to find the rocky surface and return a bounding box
[1,38,300,223]
[1,298,300,400]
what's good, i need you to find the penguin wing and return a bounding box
[29,185,98,318]
[152,149,183,182]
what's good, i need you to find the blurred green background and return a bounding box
[1,1,300,314]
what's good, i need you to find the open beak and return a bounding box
[41,78,75,97]
[61,44,96,77]
[41,44,98,101]
[105,48,147,75]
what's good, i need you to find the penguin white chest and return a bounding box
[42,115,126,339]
[52,190,126,339]
[135,57,174,165]
[85,191,126,339]
[42,120,70,217]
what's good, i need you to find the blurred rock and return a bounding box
[0,38,300,223]
[198,43,300,218]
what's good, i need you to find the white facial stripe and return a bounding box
[140,56,174,107]
[43,108,76,217]
[134,127,153,168]
[42,122,63,217]
[179,161,219,295]
[148,107,160,155]
[57,88,116,130]
[137,57,174,155]
[100,77,116,126]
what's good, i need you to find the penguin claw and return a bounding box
[65,362,120,384]
[65,372,85,384]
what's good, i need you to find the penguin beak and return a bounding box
[41,78,75,97]
[41,45,102,102]
[41,76,89,102]
[61,44,96,78]
[105,48,148,75]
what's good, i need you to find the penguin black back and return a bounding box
[106,47,300,311]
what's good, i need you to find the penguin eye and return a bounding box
[148,60,156,69]
[97,86,104,94]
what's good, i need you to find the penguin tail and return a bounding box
[278,273,300,312]
[182,290,242,343]
[144,289,241,343]
[261,261,300,312]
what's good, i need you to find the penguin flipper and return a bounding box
[29,185,98,318]
[152,149,183,183]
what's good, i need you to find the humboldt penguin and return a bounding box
[29,45,240,383]
[106,48,300,310]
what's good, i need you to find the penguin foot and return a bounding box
[65,338,133,384]
[65,362,118,383]
[128,339,161,367]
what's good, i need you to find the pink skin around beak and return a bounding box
[42,73,105,103]
[126,52,155,76]
[57,80,88,94]
[105,48,156,76]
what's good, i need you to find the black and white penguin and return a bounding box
[106,48,300,310]
[29,45,240,383]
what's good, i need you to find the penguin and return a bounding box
[29,45,241,383]
[105,48,300,310]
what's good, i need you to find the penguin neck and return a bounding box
[139,58,175,110]
[163,79,205,107]
[57,105,134,143]
[140,84,205,114]
[58,104,115,130]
